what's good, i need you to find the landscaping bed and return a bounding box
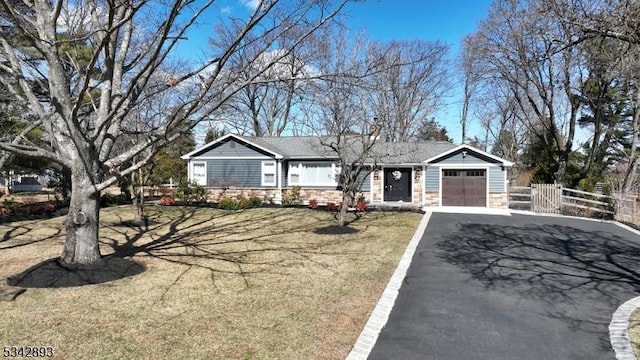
[0,205,421,359]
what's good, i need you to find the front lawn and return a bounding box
[0,206,420,359]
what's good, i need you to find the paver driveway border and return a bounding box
[346,212,432,360]
[346,209,640,360]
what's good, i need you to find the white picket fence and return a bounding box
[508,184,637,224]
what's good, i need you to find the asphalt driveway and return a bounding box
[369,213,640,360]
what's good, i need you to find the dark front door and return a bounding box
[441,169,486,206]
[384,168,412,202]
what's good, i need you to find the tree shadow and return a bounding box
[0,220,63,250]
[3,206,377,293]
[98,207,363,293]
[7,256,145,288]
[436,222,640,351]
[313,225,359,235]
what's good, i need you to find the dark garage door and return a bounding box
[442,169,486,206]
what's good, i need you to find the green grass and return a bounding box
[0,205,421,359]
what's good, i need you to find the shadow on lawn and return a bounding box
[0,220,63,250]
[5,206,387,291]
[7,256,145,288]
[436,222,640,351]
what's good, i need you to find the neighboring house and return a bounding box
[11,174,43,193]
[181,134,514,209]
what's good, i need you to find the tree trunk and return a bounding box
[622,87,640,196]
[59,171,102,267]
[338,192,353,227]
[131,171,144,223]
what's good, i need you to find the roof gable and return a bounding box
[181,134,283,159]
[424,144,514,166]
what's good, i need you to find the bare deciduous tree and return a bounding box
[366,39,450,142]
[0,0,349,267]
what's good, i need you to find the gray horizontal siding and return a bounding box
[432,151,501,165]
[197,138,271,158]
[425,166,439,191]
[360,172,371,191]
[489,166,505,192]
[206,159,275,188]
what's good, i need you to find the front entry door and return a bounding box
[383,168,412,202]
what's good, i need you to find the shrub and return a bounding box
[308,199,318,210]
[238,197,253,209]
[160,195,175,206]
[218,196,239,210]
[326,202,337,212]
[356,200,367,212]
[25,204,41,215]
[282,186,303,206]
[177,180,207,204]
[191,183,206,203]
[0,206,12,216]
[43,202,56,213]
[249,196,263,208]
[2,199,19,212]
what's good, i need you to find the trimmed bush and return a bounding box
[282,186,303,206]
[249,195,263,208]
[218,196,239,210]
[177,180,206,204]
[220,196,262,210]
[238,197,253,209]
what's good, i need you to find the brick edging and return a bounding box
[346,212,432,360]
[610,296,640,360]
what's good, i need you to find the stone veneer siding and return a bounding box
[412,167,423,205]
[283,188,343,205]
[424,191,439,207]
[205,188,281,204]
[206,187,373,206]
[489,193,508,208]
[372,171,382,202]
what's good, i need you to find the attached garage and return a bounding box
[441,169,486,206]
[423,145,513,209]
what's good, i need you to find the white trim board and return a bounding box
[424,144,514,166]
[181,133,284,159]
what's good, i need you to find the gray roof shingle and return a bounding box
[237,135,456,164]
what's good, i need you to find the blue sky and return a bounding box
[179,0,494,142]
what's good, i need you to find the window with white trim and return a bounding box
[288,162,340,186]
[261,161,277,186]
[191,161,206,186]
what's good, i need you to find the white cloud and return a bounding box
[221,6,232,14]
[242,0,260,10]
